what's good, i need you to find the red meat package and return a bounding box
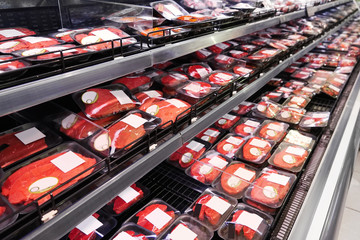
[0,28,36,41]
[292,86,317,98]
[0,55,28,76]
[1,142,100,207]
[253,100,282,119]
[214,113,240,130]
[195,127,223,144]
[135,90,163,104]
[267,78,283,87]
[194,48,214,60]
[124,199,179,235]
[228,50,249,59]
[231,102,255,116]
[218,203,273,240]
[0,123,62,168]
[208,42,232,54]
[112,75,153,93]
[231,118,261,138]
[213,162,257,199]
[211,54,237,70]
[182,63,212,79]
[185,188,237,230]
[283,95,310,109]
[186,151,230,185]
[0,36,60,53]
[110,223,155,240]
[52,29,90,43]
[275,87,293,98]
[299,111,330,128]
[247,48,282,61]
[284,130,315,150]
[139,98,191,128]
[168,139,209,169]
[214,134,246,159]
[269,142,309,172]
[176,80,218,104]
[276,107,306,124]
[206,71,238,86]
[72,27,137,51]
[233,65,254,77]
[321,83,342,98]
[283,80,305,90]
[156,72,189,88]
[73,84,140,120]
[238,44,260,53]
[244,168,296,209]
[255,120,289,142]
[237,137,274,164]
[261,92,283,102]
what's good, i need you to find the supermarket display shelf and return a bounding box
[22,11,357,240]
[0,0,352,118]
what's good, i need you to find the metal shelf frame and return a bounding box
[22,11,357,240]
[0,0,352,117]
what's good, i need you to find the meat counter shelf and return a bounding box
[21,11,358,240]
[0,0,352,118]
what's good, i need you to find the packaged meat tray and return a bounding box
[283,65,299,75]
[299,112,330,128]
[210,55,239,71]
[195,127,224,144]
[275,87,293,98]
[237,44,260,53]
[283,95,310,109]
[217,203,274,240]
[182,62,212,80]
[73,84,140,120]
[51,29,91,43]
[247,48,282,62]
[213,134,246,159]
[0,55,30,81]
[205,71,239,86]
[138,26,189,40]
[0,122,62,169]
[158,214,214,240]
[176,80,219,104]
[135,90,164,104]
[153,61,175,70]
[231,118,262,138]
[208,42,232,54]
[194,48,214,61]
[63,210,117,240]
[212,161,258,199]
[255,120,289,142]
[112,75,153,93]
[0,28,36,41]
[236,137,274,165]
[1,142,102,213]
[110,223,156,240]
[71,27,137,51]
[185,151,231,185]
[151,0,189,20]
[292,86,318,98]
[283,130,316,150]
[283,80,305,90]
[321,83,342,98]
[243,168,296,210]
[335,66,354,74]
[252,100,282,119]
[326,73,348,88]
[139,98,191,128]
[185,188,237,230]
[268,142,310,173]
[124,199,180,236]
[275,107,306,125]
[228,50,249,59]
[168,138,211,169]
[260,92,283,103]
[231,101,255,116]
[175,14,215,24]
[102,182,149,216]
[267,78,283,87]
[214,113,240,130]
[0,36,60,54]
[0,196,18,230]
[232,65,255,78]
[155,72,189,88]
[89,110,161,157]
[290,69,314,81]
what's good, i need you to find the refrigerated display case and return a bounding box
[0,0,359,239]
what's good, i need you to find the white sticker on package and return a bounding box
[92,29,121,41]
[113,231,136,240]
[184,83,202,92]
[333,78,345,84]
[245,120,260,128]
[204,196,231,215]
[166,99,188,108]
[118,186,140,203]
[250,139,268,148]
[329,85,340,92]
[236,211,263,231]
[76,215,103,235]
[171,73,187,80]
[51,151,86,173]
[170,223,197,240]
[285,146,306,156]
[312,113,329,118]
[223,114,236,120]
[165,4,184,16]
[215,73,233,80]
[186,141,204,152]
[121,114,147,128]
[267,173,290,186]
[226,136,243,146]
[22,36,52,44]
[144,90,161,98]
[0,29,26,38]
[215,43,229,50]
[267,123,283,132]
[145,207,172,230]
[146,72,159,78]
[15,127,46,145]
[216,55,230,61]
[291,96,305,104]
[203,129,220,137]
[262,49,277,55]
[198,49,211,57]
[268,92,281,97]
[110,90,133,105]
[302,87,315,92]
[234,167,255,181]
[196,68,209,78]
[209,156,228,169]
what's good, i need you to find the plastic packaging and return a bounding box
[208,42,232,54]
[214,134,246,159]
[0,55,30,81]
[228,50,249,59]
[243,168,296,209]
[112,75,154,93]
[194,48,214,61]
[231,101,255,116]
[206,70,239,86]
[283,130,316,150]
[0,28,36,41]
[231,118,262,138]
[261,92,283,102]
[283,80,305,90]
[185,188,237,230]
[292,86,317,98]
[182,62,212,80]
[267,78,283,87]
[73,84,140,120]
[299,112,330,128]
[155,72,189,88]
[275,107,306,125]
[232,65,255,77]
[247,48,282,62]
[212,161,258,199]
[268,142,310,173]
[327,73,348,88]
[275,87,293,98]
[237,137,274,164]
[253,100,282,119]
[110,223,156,240]
[210,54,239,71]
[51,28,90,43]
[138,26,189,39]
[176,80,219,104]
[217,203,274,240]
[321,83,342,98]
[168,138,211,169]
[135,90,164,104]
[255,120,289,142]
[151,0,189,20]
[195,127,224,144]
[0,36,60,54]
[0,122,62,168]
[0,196,18,230]
[124,199,180,235]
[291,69,313,81]
[214,113,240,130]
[175,14,215,24]
[283,95,310,109]
[238,44,260,53]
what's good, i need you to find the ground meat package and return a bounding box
[213,134,246,159]
[185,151,231,185]
[0,196,18,230]
[73,84,140,120]
[1,142,102,213]
[0,122,62,169]
[255,120,289,143]
[268,142,310,173]
[123,199,180,236]
[155,72,189,89]
[110,222,156,240]
[231,118,262,138]
[217,203,273,240]
[212,161,258,199]
[236,137,274,165]
[63,210,117,240]
[157,214,214,240]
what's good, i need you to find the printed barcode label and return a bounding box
[166,99,188,108]
[209,156,228,169]
[186,141,204,152]
[245,120,260,128]
[204,196,231,215]
[250,139,268,148]
[184,83,202,92]
[51,151,85,173]
[110,90,133,105]
[329,85,340,92]
[121,114,147,128]
[145,208,172,229]
[92,29,120,41]
[15,127,46,145]
[285,146,306,156]
[267,123,283,132]
[234,167,255,181]
[22,37,52,44]
[0,29,26,38]
[267,173,290,186]
[118,186,140,203]
[226,136,244,146]
[203,129,220,137]
[236,211,263,231]
[223,114,236,120]
[76,215,103,235]
[291,96,305,104]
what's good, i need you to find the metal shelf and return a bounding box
[22,11,356,240]
[0,0,352,117]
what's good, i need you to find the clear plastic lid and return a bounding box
[252,100,282,119]
[208,42,232,54]
[228,49,249,59]
[195,127,224,144]
[205,70,239,86]
[283,95,310,109]
[275,107,306,125]
[210,55,240,71]
[232,65,255,78]
[110,223,156,240]
[214,113,240,130]
[151,0,189,20]
[213,134,246,159]
[247,48,282,62]
[261,91,283,102]
[275,87,294,99]
[112,74,154,93]
[231,101,255,116]
[236,137,275,164]
[0,36,60,54]
[299,111,330,128]
[154,72,189,89]
[231,118,262,138]
[182,62,212,80]
[321,83,342,98]
[176,80,219,104]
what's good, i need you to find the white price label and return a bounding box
[268,93,281,97]
[312,113,329,118]
[76,215,103,235]
[165,4,184,16]
[329,85,340,92]
[170,73,187,80]
[184,83,202,92]
[113,231,136,240]
[226,136,244,146]
[333,78,345,84]
[302,87,315,92]
[291,96,305,104]
[285,146,306,156]
[250,139,268,148]
[22,36,52,44]
[121,114,147,128]
[203,129,220,137]
[51,151,86,173]
[267,173,290,186]
[245,120,260,128]
[92,29,120,41]
[198,49,211,57]
[118,186,141,203]
[110,90,134,105]
[15,127,46,145]
[236,211,263,231]
[145,207,172,230]
[169,223,197,240]
[215,73,233,80]
[204,196,231,215]
[0,29,26,38]
[215,43,229,50]
[216,55,230,61]
[209,156,228,169]
[223,114,236,120]
[267,123,283,132]
[262,49,277,55]
[166,99,188,108]
[196,68,209,78]
[144,90,161,98]
[234,167,255,181]
[186,141,204,152]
